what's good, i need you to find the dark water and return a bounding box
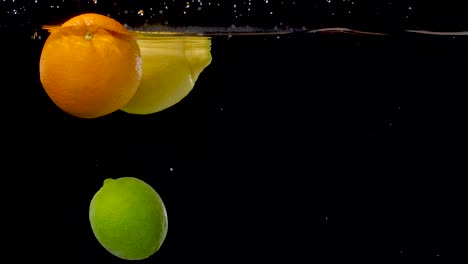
[2,1,468,263]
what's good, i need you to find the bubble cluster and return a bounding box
[0,0,417,30]
[1,1,467,34]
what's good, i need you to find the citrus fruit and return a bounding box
[120,34,212,115]
[39,13,142,118]
[89,177,168,260]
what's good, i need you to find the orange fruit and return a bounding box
[39,13,142,118]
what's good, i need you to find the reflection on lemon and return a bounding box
[121,33,212,115]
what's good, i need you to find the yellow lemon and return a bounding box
[121,33,212,115]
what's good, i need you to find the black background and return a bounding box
[1,0,468,263]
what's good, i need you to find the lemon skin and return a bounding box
[121,35,212,115]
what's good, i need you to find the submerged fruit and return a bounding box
[39,13,142,118]
[121,33,212,115]
[89,177,168,260]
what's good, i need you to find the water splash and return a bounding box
[128,26,468,37]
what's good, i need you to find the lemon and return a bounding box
[89,177,168,260]
[121,33,212,115]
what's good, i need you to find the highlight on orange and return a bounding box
[39,13,142,118]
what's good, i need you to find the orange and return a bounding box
[39,13,142,118]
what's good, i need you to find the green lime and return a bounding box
[89,177,168,260]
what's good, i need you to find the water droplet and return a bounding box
[85,32,93,40]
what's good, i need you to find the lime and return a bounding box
[89,177,168,260]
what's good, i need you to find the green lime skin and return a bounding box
[89,177,168,260]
